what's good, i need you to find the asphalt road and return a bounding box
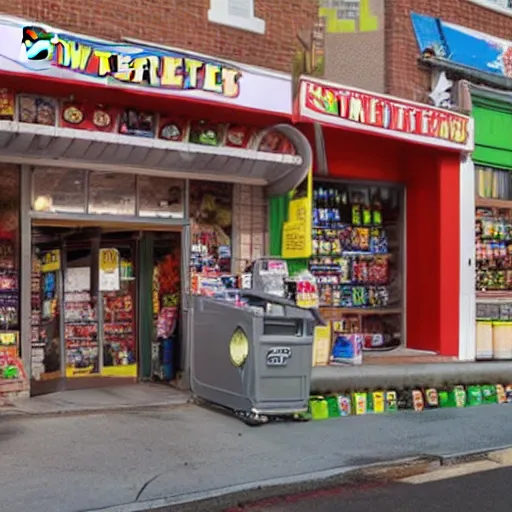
[229,467,512,511]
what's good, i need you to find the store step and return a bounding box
[311,361,512,393]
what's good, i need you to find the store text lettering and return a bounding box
[305,83,469,145]
[54,39,241,98]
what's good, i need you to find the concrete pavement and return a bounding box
[1,402,512,512]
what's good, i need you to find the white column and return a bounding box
[459,155,476,360]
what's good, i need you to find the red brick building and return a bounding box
[0,0,317,73]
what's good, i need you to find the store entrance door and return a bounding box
[31,226,139,394]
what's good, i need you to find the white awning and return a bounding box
[0,121,311,195]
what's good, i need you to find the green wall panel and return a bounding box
[268,194,308,275]
[473,97,512,169]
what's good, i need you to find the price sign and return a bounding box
[99,248,120,292]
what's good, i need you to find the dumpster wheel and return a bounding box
[235,410,269,426]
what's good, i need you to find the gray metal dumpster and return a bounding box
[191,290,322,424]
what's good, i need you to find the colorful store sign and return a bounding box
[295,77,474,152]
[0,16,292,114]
[411,12,512,80]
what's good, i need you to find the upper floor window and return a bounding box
[208,0,266,34]
[469,0,512,15]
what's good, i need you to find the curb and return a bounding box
[439,444,512,466]
[0,400,193,421]
[85,445,512,512]
[84,456,439,512]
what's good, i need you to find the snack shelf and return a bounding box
[476,197,512,209]
[476,290,512,301]
[320,306,402,316]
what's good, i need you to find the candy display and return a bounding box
[103,282,136,370]
[310,184,395,310]
[311,182,403,364]
[64,289,99,377]
[31,252,62,380]
[0,239,18,332]
[190,181,233,274]
[475,207,512,290]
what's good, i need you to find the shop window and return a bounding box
[469,0,512,15]
[32,168,86,214]
[0,165,20,369]
[311,181,404,362]
[189,181,233,275]
[208,0,266,34]
[138,176,184,219]
[88,172,136,216]
[476,165,512,200]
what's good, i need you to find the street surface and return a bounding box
[230,466,512,511]
[1,404,512,512]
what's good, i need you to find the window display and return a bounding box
[102,253,136,377]
[0,165,21,384]
[475,195,512,360]
[310,181,403,363]
[64,265,99,377]
[31,250,62,381]
[190,181,233,275]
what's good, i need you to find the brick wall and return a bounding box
[232,184,267,272]
[1,0,318,73]
[386,0,512,102]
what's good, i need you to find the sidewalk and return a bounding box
[1,402,512,512]
[0,383,190,417]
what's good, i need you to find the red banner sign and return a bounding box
[298,78,473,152]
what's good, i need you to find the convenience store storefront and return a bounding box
[410,13,512,362]
[289,77,474,365]
[0,16,312,397]
[472,86,512,360]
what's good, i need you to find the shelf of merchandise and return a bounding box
[475,197,512,209]
[476,290,512,302]
[320,306,402,317]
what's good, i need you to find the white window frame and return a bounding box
[208,0,266,34]
[468,0,512,17]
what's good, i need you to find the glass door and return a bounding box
[30,245,65,395]
[100,242,137,378]
[64,246,99,378]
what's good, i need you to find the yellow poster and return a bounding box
[313,323,332,367]
[42,250,60,273]
[282,169,313,259]
[99,248,120,291]
[100,248,119,273]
